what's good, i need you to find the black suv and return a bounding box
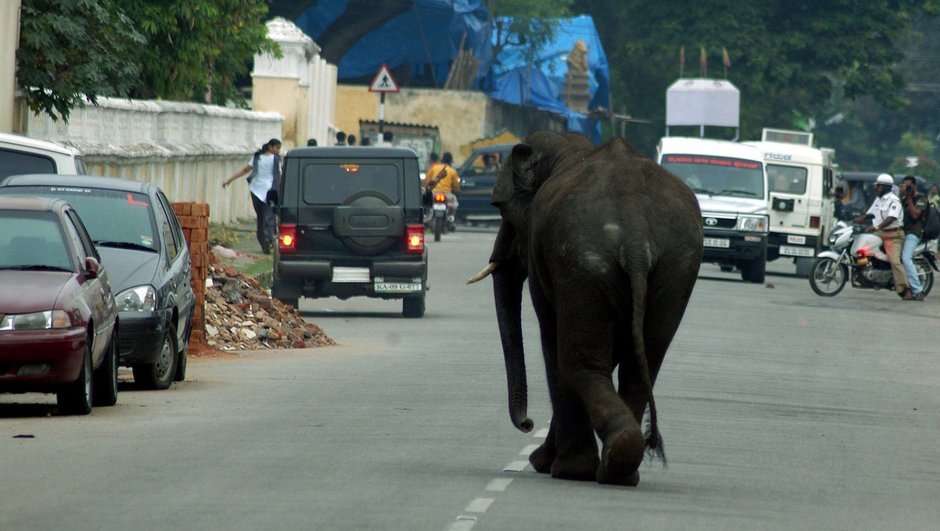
[272,147,428,317]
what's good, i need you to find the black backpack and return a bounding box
[923,202,940,240]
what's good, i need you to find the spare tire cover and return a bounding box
[333,190,403,255]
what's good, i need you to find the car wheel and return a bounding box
[278,297,299,310]
[58,341,93,415]
[133,324,178,390]
[402,296,425,318]
[92,330,119,406]
[174,317,193,382]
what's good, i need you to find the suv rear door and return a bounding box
[284,155,421,259]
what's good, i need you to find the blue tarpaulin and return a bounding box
[293,3,608,140]
[486,15,609,141]
[296,0,492,84]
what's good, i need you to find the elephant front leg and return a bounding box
[529,273,598,480]
[528,419,554,474]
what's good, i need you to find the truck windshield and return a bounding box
[767,164,808,194]
[661,154,765,198]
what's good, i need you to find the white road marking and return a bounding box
[502,460,530,472]
[464,498,494,513]
[447,517,477,531]
[485,478,513,492]
[520,444,539,456]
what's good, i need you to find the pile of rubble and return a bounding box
[200,264,335,351]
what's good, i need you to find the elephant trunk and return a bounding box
[492,262,533,433]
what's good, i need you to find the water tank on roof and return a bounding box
[665,78,740,137]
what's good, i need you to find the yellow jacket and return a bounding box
[427,163,459,193]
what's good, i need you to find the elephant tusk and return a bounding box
[466,262,498,284]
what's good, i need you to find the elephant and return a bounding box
[468,131,703,486]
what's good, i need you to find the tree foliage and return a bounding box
[115,0,278,105]
[489,0,576,66]
[573,0,940,161]
[17,0,145,122]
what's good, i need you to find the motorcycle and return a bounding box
[809,220,938,297]
[428,190,448,242]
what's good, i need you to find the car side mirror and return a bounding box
[84,257,101,278]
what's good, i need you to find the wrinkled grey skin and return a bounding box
[484,131,703,486]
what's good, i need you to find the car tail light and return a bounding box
[810,216,820,228]
[278,224,297,254]
[405,224,425,254]
[433,192,447,203]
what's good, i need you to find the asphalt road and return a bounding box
[2,227,939,531]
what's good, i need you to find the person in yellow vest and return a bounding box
[425,152,460,228]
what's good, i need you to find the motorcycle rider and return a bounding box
[425,151,460,229]
[900,175,928,300]
[854,173,912,300]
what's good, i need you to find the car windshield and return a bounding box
[0,186,159,252]
[462,151,503,175]
[768,164,808,194]
[661,154,765,198]
[0,210,73,271]
[302,163,400,204]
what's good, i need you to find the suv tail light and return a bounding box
[810,216,820,228]
[405,224,425,254]
[278,224,297,254]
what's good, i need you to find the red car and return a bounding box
[0,196,119,414]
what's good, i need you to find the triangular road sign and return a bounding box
[369,64,400,93]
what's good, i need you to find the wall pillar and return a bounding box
[252,17,335,148]
[0,1,22,133]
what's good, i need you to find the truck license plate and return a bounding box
[703,237,730,248]
[780,245,815,257]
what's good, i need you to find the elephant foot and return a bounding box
[596,425,644,486]
[529,442,554,474]
[549,452,599,481]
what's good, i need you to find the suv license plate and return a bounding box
[374,281,423,293]
[703,237,730,248]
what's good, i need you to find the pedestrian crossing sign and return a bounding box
[369,64,400,93]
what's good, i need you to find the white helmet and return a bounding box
[876,173,895,186]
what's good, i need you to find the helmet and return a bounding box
[875,173,895,186]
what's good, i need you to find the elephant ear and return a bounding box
[491,143,534,206]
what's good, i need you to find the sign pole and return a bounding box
[379,93,385,134]
[368,63,399,143]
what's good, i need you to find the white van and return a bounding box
[743,129,837,276]
[0,132,85,184]
[658,136,769,283]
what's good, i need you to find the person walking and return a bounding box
[854,173,911,299]
[222,138,283,254]
[899,175,928,300]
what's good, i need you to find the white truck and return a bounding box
[658,136,770,283]
[743,128,837,276]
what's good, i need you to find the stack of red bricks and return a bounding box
[171,202,210,344]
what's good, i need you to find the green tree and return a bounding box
[890,131,939,180]
[573,0,940,155]
[489,0,576,67]
[116,0,278,105]
[17,0,145,122]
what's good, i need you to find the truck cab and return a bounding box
[743,128,837,276]
[658,136,770,283]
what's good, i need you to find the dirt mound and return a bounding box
[198,264,335,352]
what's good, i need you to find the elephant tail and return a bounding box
[627,272,667,467]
